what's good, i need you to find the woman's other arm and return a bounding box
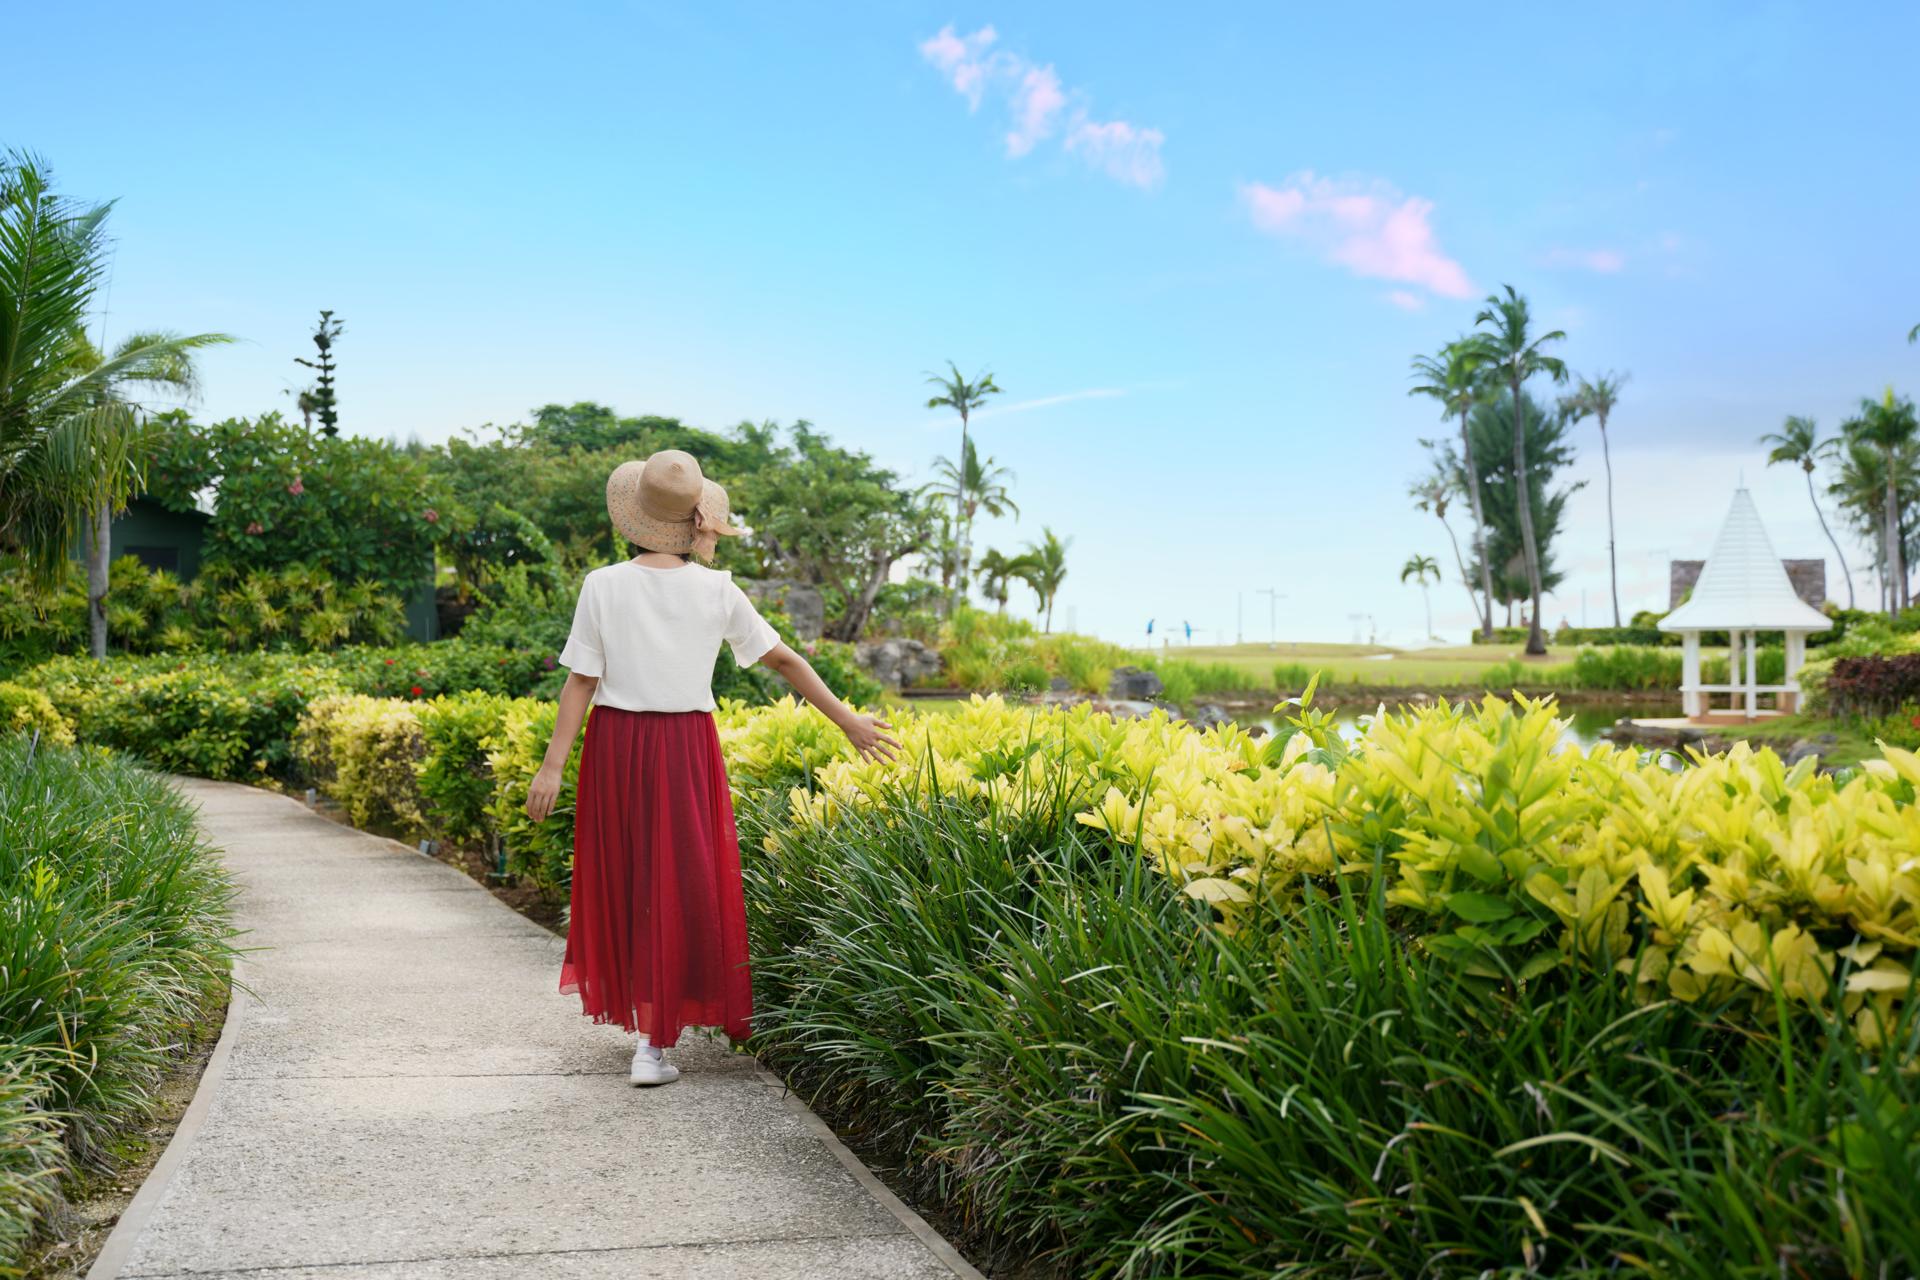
[525,671,598,820]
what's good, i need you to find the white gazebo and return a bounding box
[1658,486,1832,720]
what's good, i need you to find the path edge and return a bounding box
[753,1065,985,1280]
[84,981,246,1280]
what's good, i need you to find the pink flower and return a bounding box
[423,508,440,523]
[245,521,264,535]
[287,478,305,496]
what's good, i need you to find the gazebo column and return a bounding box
[1681,631,1701,717]
[1783,630,1806,713]
[1744,629,1759,720]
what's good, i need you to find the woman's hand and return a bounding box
[525,762,564,822]
[838,713,901,763]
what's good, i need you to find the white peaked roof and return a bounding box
[1659,487,1833,632]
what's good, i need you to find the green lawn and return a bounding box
[1135,640,1647,687]
[1688,714,1879,767]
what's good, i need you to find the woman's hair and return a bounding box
[634,544,691,561]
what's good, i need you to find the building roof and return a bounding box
[1658,487,1833,632]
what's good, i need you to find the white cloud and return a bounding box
[1240,172,1473,300]
[919,26,1165,190]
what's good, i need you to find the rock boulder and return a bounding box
[855,637,945,689]
[1107,666,1164,701]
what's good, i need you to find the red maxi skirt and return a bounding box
[559,708,752,1045]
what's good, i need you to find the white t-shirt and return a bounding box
[558,562,782,712]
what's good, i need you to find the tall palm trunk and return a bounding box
[1435,511,1477,631]
[1598,413,1621,627]
[951,411,969,612]
[1458,406,1496,640]
[1885,466,1905,620]
[88,504,111,658]
[1510,375,1547,654]
[1804,464,1855,608]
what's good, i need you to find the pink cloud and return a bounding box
[1241,172,1473,300]
[918,25,998,110]
[1064,118,1165,189]
[1006,65,1065,156]
[919,27,1162,190]
[1545,247,1627,273]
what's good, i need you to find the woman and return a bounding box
[523,449,897,1085]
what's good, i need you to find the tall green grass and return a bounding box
[0,734,234,1268]
[741,757,1920,1277]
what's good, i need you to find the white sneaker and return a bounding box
[630,1043,679,1087]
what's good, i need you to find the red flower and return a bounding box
[1911,713,1920,729]
[245,520,264,535]
[423,508,440,523]
[410,685,423,697]
[287,478,305,496]
[384,657,396,665]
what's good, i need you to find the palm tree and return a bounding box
[925,437,1017,596]
[1408,443,1480,630]
[74,330,227,656]
[975,547,1017,613]
[923,361,1002,613]
[1842,389,1920,616]
[1474,286,1568,655]
[1410,339,1496,639]
[0,153,230,649]
[1400,553,1439,641]
[1016,528,1070,632]
[1560,371,1628,627]
[1761,414,1855,609]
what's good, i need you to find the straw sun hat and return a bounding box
[605,450,740,562]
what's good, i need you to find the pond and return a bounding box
[1231,700,1686,752]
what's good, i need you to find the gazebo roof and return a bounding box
[1659,487,1833,632]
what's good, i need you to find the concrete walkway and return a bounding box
[92,779,977,1280]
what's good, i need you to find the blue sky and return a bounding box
[15,2,1920,643]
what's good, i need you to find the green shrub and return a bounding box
[0,736,233,1268]
[14,641,554,781]
[295,695,429,834]
[484,698,583,890]
[0,682,71,746]
[1272,661,1314,691]
[416,691,519,844]
[0,555,409,664]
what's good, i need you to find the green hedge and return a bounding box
[14,640,554,780]
[0,735,234,1267]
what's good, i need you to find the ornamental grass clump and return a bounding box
[742,765,1920,1277]
[0,734,234,1268]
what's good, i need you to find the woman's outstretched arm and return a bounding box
[525,671,598,821]
[758,643,900,762]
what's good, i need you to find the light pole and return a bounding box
[1255,587,1283,646]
